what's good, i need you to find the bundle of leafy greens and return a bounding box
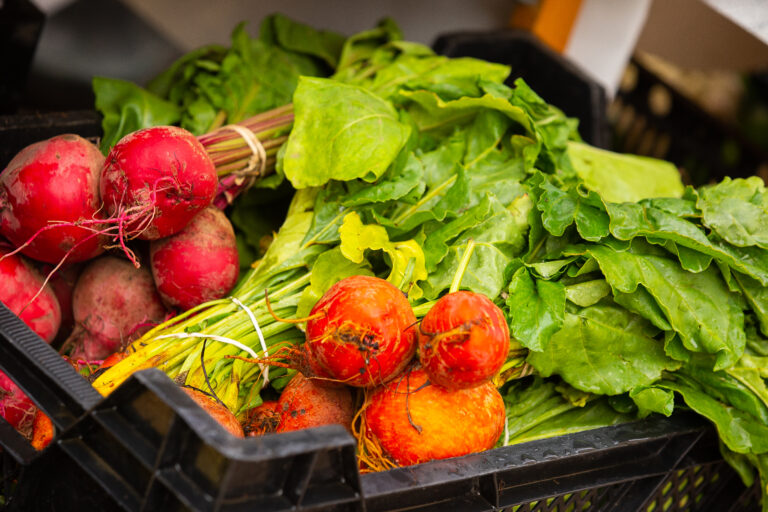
[91,14,768,508]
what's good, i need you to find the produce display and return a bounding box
[2,13,768,510]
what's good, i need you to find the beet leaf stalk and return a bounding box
[198,104,294,208]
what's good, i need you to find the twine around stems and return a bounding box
[215,124,268,177]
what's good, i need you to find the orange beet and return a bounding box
[244,400,280,437]
[362,368,505,468]
[305,275,417,387]
[418,291,510,390]
[181,387,244,438]
[276,373,354,433]
[30,409,54,451]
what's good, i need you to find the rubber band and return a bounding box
[218,124,267,177]
[231,296,270,386]
[154,333,259,360]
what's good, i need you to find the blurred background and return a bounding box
[3,0,768,184]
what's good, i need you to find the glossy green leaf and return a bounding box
[283,77,411,188]
[698,177,768,248]
[588,243,745,370]
[527,303,679,395]
[296,248,373,318]
[606,201,768,285]
[506,267,565,351]
[567,141,684,202]
[92,77,181,153]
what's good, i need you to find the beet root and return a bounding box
[360,368,505,469]
[276,373,355,433]
[0,134,106,263]
[150,206,239,311]
[100,126,218,242]
[305,275,418,387]
[182,387,244,438]
[0,247,61,343]
[243,400,280,437]
[418,291,510,390]
[68,256,167,360]
[0,370,36,436]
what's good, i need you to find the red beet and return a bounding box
[418,291,510,390]
[361,368,505,468]
[304,275,418,387]
[100,126,218,243]
[150,206,239,310]
[68,256,167,360]
[0,370,36,436]
[38,262,83,343]
[0,247,61,343]
[276,373,354,433]
[0,134,106,263]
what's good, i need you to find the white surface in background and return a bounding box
[702,0,768,45]
[29,0,75,14]
[564,0,652,98]
[121,0,514,50]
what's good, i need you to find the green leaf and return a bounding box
[527,303,679,395]
[342,152,424,206]
[339,212,427,297]
[588,243,745,370]
[283,77,411,188]
[365,54,510,103]
[697,177,768,249]
[630,386,675,417]
[399,88,533,135]
[567,141,684,202]
[92,77,181,153]
[506,267,565,351]
[663,332,692,363]
[565,279,612,308]
[296,248,373,318]
[652,239,713,273]
[606,201,768,286]
[720,442,756,488]
[734,271,768,337]
[384,160,471,234]
[529,258,576,280]
[537,179,609,241]
[659,377,768,454]
[335,18,403,72]
[612,285,672,331]
[259,13,345,68]
[505,79,580,173]
[422,195,494,272]
[421,195,530,300]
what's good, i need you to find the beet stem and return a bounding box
[449,238,476,294]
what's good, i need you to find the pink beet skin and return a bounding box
[0,134,106,263]
[150,206,239,310]
[100,126,218,241]
[0,248,61,343]
[69,256,167,360]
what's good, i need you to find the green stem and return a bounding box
[450,239,476,293]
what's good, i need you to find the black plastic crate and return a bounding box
[433,29,609,150]
[0,110,101,169]
[0,299,758,512]
[610,58,768,187]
